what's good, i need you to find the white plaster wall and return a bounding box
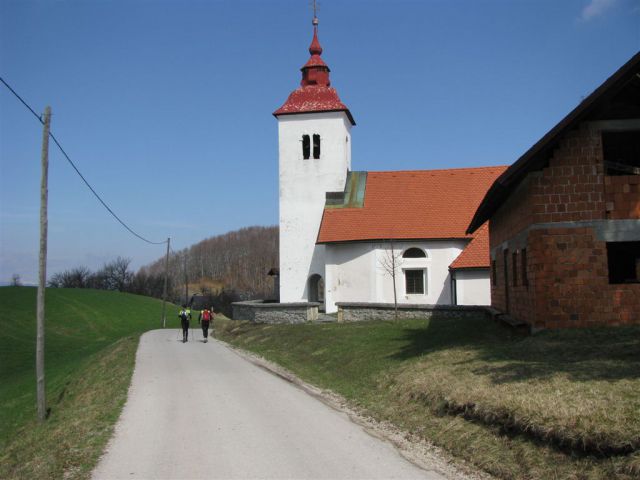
[278,111,352,302]
[324,240,468,313]
[454,269,491,305]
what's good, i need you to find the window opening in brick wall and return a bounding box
[503,249,510,313]
[521,248,529,287]
[607,241,640,284]
[302,134,310,159]
[313,134,321,159]
[491,260,497,286]
[602,131,640,176]
[512,251,518,287]
[405,269,425,294]
[403,247,426,258]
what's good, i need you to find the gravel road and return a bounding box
[91,329,447,480]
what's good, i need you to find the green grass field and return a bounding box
[0,286,179,479]
[214,315,640,480]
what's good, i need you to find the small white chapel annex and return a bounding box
[273,17,505,314]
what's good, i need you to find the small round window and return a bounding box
[403,248,426,258]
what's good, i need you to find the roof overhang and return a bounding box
[467,51,640,234]
[273,108,356,126]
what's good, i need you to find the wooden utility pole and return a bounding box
[37,106,51,422]
[161,237,170,328]
[184,253,188,306]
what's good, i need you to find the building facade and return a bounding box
[274,19,504,314]
[468,52,640,330]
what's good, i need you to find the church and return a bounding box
[273,18,505,314]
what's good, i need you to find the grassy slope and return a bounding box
[0,287,179,479]
[214,316,640,480]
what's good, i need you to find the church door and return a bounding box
[308,274,325,308]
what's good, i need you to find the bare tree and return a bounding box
[143,225,278,300]
[10,274,22,286]
[48,272,63,288]
[61,266,91,288]
[95,257,133,291]
[378,239,403,321]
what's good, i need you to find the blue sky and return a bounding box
[1,0,638,284]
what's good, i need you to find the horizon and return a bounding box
[1,0,638,283]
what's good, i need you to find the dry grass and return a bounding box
[214,315,640,479]
[0,336,138,480]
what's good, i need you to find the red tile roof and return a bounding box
[317,166,507,244]
[273,22,355,125]
[274,85,354,125]
[449,222,490,269]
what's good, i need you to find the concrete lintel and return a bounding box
[491,219,640,256]
[588,119,640,131]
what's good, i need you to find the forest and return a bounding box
[144,225,279,301]
[48,226,279,311]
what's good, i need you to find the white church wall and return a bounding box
[325,243,376,313]
[324,240,468,313]
[454,269,491,306]
[278,111,352,302]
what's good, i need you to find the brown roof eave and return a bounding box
[316,236,472,246]
[467,51,640,234]
[273,108,356,126]
[449,265,489,271]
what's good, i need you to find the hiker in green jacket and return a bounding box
[178,306,190,342]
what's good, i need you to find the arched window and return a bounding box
[302,134,310,159]
[313,134,321,159]
[403,247,426,258]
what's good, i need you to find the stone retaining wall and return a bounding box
[232,300,319,324]
[336,302,489,322]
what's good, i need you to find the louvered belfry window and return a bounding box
[313,134,321,159]
[302,134,310,159]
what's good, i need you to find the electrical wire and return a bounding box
[0,76,168,246]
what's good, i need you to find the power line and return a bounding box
[0,76,168,246]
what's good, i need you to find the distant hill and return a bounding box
[142,225,278,300]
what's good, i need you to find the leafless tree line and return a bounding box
[47,256,168,298]
[144,225,278,300]
[45,226,278,302]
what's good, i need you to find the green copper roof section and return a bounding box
[325,171,367,209]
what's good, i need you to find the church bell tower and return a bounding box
[273,15,355,304]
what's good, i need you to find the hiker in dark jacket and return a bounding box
[198,308,213,343]
[179,307,190,343]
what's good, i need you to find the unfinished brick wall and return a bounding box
[605,175,640,219]
[528,228,639,329]
[490,175,533,248]
[490,245,536,326]
[489,122,640,329]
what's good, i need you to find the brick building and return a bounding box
[467,52,640,330]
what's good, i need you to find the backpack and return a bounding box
[202,310,211,322]
[179,310,188,321]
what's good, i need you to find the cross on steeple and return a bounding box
[311,0,319,25]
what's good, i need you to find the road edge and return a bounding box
[217,338,493,480]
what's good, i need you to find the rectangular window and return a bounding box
[302,134,310,159]
[521,248,528,287]
[491,260,497,286]
[405,269,425,294]
[313,134,321,159]
[512,251,518,287]
[607,241,640,284]
[602,131,640,176]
